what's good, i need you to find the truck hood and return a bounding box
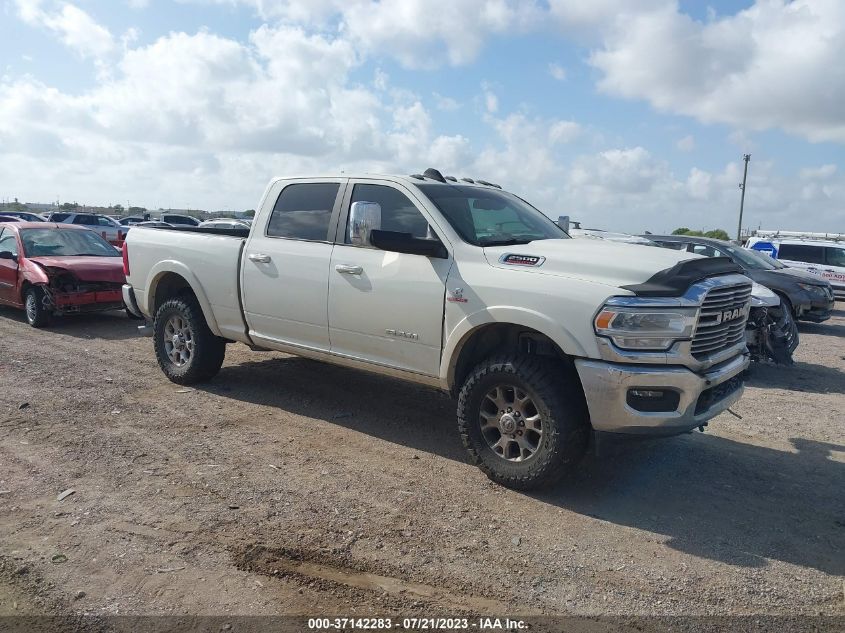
[27,256,125,283]
[483,239,701,289]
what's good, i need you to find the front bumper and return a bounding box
[575,353,749,436]
[795,295,835,322]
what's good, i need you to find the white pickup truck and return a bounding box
[123,170,752,489]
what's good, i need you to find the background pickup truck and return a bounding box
[123,170,752,490]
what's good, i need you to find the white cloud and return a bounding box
[686,167,711,199]
[799,164,837,181]
[482,84,499,114]
[433,93,460,112]
[589,0,845,143]
[176,1,845,145]
[548,62,566,81]
[4,1,844,234]
[676,135,695,152]
[15,0,115,60]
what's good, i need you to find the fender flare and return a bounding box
[440,305,588,389]
[144,260,223,337]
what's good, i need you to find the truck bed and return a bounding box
[125,226,250,342]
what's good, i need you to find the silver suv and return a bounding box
[47,212,125,243]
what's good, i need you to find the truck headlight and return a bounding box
[594,307,697,351]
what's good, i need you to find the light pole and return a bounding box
[736,154,750,242]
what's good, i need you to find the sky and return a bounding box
[1,0,844,234]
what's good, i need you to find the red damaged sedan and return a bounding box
[0,222,126,327]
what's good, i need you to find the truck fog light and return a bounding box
[626,388,681,413]
[610,336,675,350]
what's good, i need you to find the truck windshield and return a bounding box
[416,184,567,246]
[20,229,120,257]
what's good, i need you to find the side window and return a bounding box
[73,215,95,225]
[778,244,825,265]
[267,183,339,240]
[0,231,18,256]
[97,216,114,226]
[51,213,70,222]
[346,184,430,243]
[688,243,718,257]
[825,247,845,267]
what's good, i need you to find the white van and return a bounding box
[746,234,845,300]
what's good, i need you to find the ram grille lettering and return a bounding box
[714,307,747,325]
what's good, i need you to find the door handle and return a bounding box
[248,253,271,263]
[335,264,363,275]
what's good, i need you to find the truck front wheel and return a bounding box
[153,296,225,384]
[457,355,589,490]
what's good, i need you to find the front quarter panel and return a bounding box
[440,257,623,387]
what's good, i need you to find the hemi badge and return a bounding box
[499,253,545,267]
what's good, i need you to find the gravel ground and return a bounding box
[0,304,843,625]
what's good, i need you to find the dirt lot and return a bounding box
[1,304,843,625]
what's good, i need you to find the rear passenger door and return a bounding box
[327,181,452,376]
[241,179,345,352]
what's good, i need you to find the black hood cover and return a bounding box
[621,256,744,297]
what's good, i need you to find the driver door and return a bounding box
[327,181,452,376]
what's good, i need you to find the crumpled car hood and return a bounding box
[483,239,700,289]
[27,256,125,283]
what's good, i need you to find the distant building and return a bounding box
[24,202,56,212]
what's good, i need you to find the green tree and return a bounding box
[703,229,730,241]
[672,227,730,240]
[243,209,256,218]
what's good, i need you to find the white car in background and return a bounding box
[747,233,845,300]
[47,212,125,243]
[198,218,251,230]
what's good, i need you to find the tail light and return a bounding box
[122,241,130,276]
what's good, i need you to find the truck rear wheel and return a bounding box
[153,296,225,384]
[457,355,589,490]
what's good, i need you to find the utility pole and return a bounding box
[736,153,750,242]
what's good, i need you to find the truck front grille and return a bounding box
[691,282,752,359]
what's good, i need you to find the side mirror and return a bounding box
[0,251,16,262]
[349,201,382,246]
[370,230,448,259]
